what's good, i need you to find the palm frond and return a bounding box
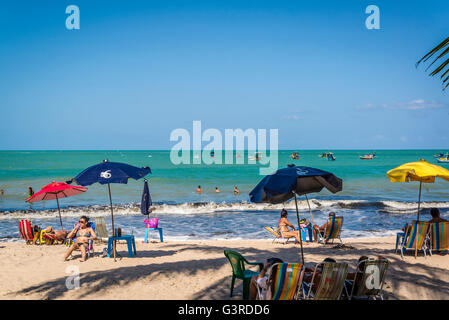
[416,36,449,90]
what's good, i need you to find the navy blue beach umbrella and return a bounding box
[141,179,152,217]
[72,160,151,261]
[249,165,343,263]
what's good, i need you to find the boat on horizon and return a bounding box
[360,152,376,160]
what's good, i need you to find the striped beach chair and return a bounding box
[257,263,304,300]
[428,221,449,255]
[94,217,110,242]
[265,226,295,244]
[347,257,389,300]
[399,220,430,258]
[318,216,344,244]
[18,219,35,244]
[303,262,348,300]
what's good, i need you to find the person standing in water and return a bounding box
[215,187,220,193]
[27,186,34,197]
[196,185,202,194]
[234,186,239,195]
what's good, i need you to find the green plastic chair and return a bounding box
[224,250,264,299]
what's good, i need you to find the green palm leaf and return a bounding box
[416,36,449,90]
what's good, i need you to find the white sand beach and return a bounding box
[0,236,448,300]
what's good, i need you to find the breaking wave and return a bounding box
[1,199,448,220]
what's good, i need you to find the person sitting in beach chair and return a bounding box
[313,212,343,244]
[63,216,97,262]
[344,255,389,300]
[302,258,348,300]
[428,208,447,223]
[428,220,449,255]
[251,258,304,300]
[278,209,303,244]
[18,219,40,245]
[249,257,284,300]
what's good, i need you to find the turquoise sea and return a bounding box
[1,150,448,242]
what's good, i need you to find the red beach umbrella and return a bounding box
[25,182,87,230]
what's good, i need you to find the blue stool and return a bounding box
[395,232,405,254]
[144,227,164,243]
[107,235,137,258]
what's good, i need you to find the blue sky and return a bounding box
[0,0,448,150]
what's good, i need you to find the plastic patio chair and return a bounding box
[346,257,389,300]
[256,262,304,300]
[224,250,264,300]
[398,220,430,258]
[303,262,349,300]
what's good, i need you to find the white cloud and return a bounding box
[357,99,446,111]
[282,115,301,120]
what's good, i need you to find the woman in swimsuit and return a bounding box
[63,216,97,262]
[278,209,302,244]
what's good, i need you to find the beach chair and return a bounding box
[428,221,449,255]
[224,250,264,300]
[265,226,296,244]
[398,220,430,258]
[346,257,389,300]
[317,216,344,244]
[18,219,35,244]
[256,263,304,300]
[303,262,349,300]
[93,217,110,242]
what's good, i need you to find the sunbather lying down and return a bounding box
[43,226,68,241]
[63,216,97,262]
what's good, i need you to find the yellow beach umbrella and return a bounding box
[387,159,449,219]
[387,159,449,257]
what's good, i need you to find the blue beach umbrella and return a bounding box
[141,179,152,218]
[72,159,151,261]
[249,165,343,263]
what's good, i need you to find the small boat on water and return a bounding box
[437,156,449,163]
[290,152,300,160]
[360,152,376,160]
[434,152,446,158]
[249,152,262,161]
[327,152,336,161]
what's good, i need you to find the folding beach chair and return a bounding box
[317,216,344,244]
[428,221,449,255]
[347,257,389,300]
[224,250,264,300]
[256,263,304,300]
[398,220,430,258]
[264,226,295,244]
[93,217,110,242]
[303,262,349,300]
[18,219,36,244]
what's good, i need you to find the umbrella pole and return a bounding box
[294,193,305,265]
[415,180,423,258]
[55,196,63,230]
[108,183,116,262]
[304,194,316,226]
